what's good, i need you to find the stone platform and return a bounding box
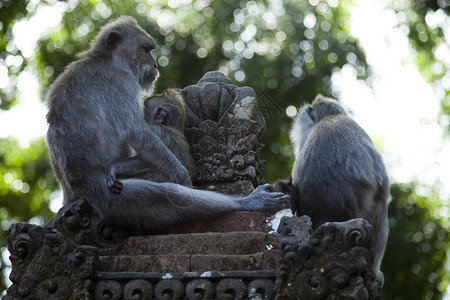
[95,211,279,299]
[5,198,379,299]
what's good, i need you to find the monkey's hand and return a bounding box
[239,184,290,211]
[107,166,123,194]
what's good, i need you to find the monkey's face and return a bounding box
[145,99,168,125]
[144,97,179,128]
[144,89,186,129]
[99,17,159,94]
[137,41,159,94]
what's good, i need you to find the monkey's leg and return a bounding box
[102,179,288,231]
[112,156,190,186]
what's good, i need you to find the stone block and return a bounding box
[98,254,191,273]
[143,211,266,235]
[191,253,263,272]
[118,231,277,256]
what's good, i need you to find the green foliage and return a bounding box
[0,137,58,292]
[388,0,450,132]
[382,183,450,299]
[0,0,28,109]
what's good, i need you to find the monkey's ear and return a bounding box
[153,107,167,124]
[104,30,122,51]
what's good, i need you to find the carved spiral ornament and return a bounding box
[123,279,153,299]
[345,219,372,246]
[276,216,378,300]
[13,239,30,259]
[92,278,276,299]
[185,279,215,299]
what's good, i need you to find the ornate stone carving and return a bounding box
[5,221,97,299]
[93,272,277,300]
[46,198,125,249]
[275,216,379,299]
[185,279,215,299]
[180,71,266,194]
[248,279,275,299]
[4,198,126,299]
[123,279,153,299]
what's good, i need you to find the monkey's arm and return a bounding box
[126,126,192,186]
[112,156,151,178]
[104,181,290,231]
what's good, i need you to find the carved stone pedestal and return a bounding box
[5,201,379,299]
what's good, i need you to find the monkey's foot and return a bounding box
[107,166,123,194]
[108,180,123,194]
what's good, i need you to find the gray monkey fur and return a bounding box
[46,16,288,232]
[274,95,389,285]
[113,88,195,183]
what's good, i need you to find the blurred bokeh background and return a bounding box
[0,0,449,298]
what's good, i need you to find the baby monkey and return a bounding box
[112,88,194,184]
[274,95,390,286]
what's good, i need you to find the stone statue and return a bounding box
[181,71,266,194]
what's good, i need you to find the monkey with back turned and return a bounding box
[274,95,389,286]
[46,16,288,233]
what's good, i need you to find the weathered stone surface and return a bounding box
[94,272,277,300]
[181,71,266,194]
[144,210,266,235]
[276,216,379,300]
[5,222,97,300]
[98,251,278,273]
[118,231,276,255]
[45,198,126,249]
[4,199,381,299]
[98,254,191,273]
[191,252,277,272]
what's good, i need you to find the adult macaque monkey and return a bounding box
[46,16,288,232]
[112,88,195,183]
[274,95,389,286]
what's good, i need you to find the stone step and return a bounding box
[143,211,267,235]
[98,250,279,273]
[117,231,277,256]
